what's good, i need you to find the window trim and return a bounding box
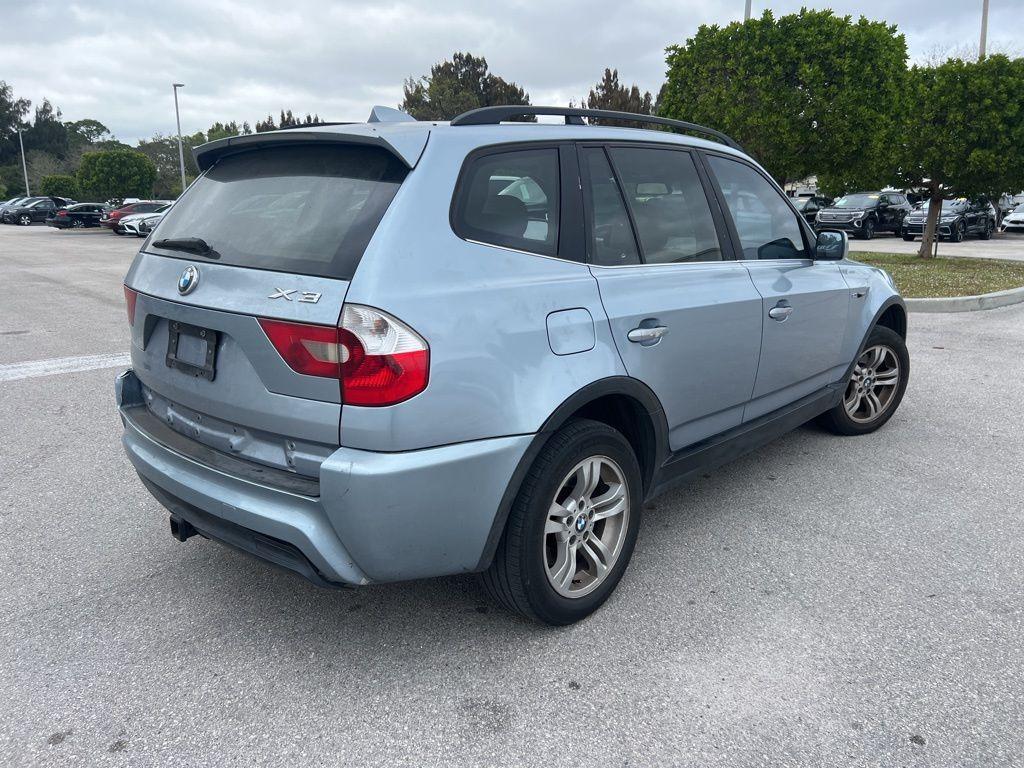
[698,149,816,263]
[449,141,583,262]
[577,140,739,268]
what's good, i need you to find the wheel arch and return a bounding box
[841,296,907,383]
[474,377,668,571]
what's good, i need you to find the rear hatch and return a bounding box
[124,143,408,481]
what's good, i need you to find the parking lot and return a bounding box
[1,223,1023,767]
[849,230,1024,262]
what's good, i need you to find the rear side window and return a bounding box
[581,147,639,266]
[609,147,723,264]
[707,155,809,260]
[452,148,560,257]
[150,144,407,279]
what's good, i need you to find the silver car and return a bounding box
[117,106,908,624]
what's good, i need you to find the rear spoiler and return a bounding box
[193,123,430,171]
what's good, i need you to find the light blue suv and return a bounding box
[117,106,909,624]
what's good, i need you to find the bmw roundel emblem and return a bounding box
[178,265,199,295]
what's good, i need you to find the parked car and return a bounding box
[0,196,31,213]
[1001,205,1024,232]
[116,105,908,625]
[793,195,833,225]
[1,196,61,225]
[119,205,171,237]
[814,191,912,239]
[901,198,995,241]
[46,202,111,229]
[102,201,172,233]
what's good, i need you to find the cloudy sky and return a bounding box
[2,0,1017,143]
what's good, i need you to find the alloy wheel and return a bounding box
[71,219,84,228]
[18,214,31,226]
[844,345,901,424]
[543,455,630,598]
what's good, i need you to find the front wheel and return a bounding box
[952,221,966,242]
[902,234,915,241]
[819,326,909,436]
[481,419,642,625]
[860,218,875,240]
[18,214,31,226]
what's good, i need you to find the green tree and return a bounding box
[65,119,111,148]
[77,149,157,201]
[39,173,80,199]
[207,120,252,141]
[136,132,203,197]
[660,10,907,191]
[581,69,654,125]
[401,52,531,121]
[23,99,68,159]
[0,80,31,165]
[898,55,1024,257]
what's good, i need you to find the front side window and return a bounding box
[707,156,809,260]
[582,147,639,266]
[453,148,560,257]
[609,147,723,264]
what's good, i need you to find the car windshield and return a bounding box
[832,194,880,208]
[918,199,968,213]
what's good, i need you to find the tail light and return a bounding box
[258,304,429,406]
[123,286,138,326]
[56,210,68,217]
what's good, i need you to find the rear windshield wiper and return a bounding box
[152,237,220,259]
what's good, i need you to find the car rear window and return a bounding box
[149,144,408,279]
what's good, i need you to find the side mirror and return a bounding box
[815,229,848,260]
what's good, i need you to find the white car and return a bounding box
[1001,206,1024,232]
[120,205,170,237]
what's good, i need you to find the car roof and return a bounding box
[194,108,750,172]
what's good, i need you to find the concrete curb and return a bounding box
[906,285,1024,313]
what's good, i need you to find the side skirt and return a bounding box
[648,386,842,500]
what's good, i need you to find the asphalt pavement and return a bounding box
[1,224,1023,767]
[849,229,1024,260]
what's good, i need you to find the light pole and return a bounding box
[17,128,29,196]
[979,0,989,59]
[744,0,752,21]
[172,83,187,196]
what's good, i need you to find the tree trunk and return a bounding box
[917,187,944,259]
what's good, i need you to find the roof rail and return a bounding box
[450,106,743,151]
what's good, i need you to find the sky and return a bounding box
[1,0,1018,144]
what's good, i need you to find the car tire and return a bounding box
[952,221,965,242]
[860,218,875,240]
[481,418,643,625]
[818,325,909,437]
[18,214,31,226]
[902,234,915,241]
[980,220,994,240]
[113,229,124,235]
[71,219,85,228]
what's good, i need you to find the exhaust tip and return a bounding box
[169,516,198,542]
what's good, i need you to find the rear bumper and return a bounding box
[117,370,531,587]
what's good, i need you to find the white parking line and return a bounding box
[0,353,131,382]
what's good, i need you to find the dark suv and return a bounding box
[815,192,912,239]
[901,198,996,241]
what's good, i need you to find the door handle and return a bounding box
[627,325,669,345]
[768,302,793,322]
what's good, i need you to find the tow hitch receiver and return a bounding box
[169,516,198,542]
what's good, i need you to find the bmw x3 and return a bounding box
[117,105,909,625]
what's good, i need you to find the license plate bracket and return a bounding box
[166,321,218,381]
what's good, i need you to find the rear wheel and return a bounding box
[819,326,909,436]
[71,219,85,228]
[481,419,642,625]
[902,234,915,241]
